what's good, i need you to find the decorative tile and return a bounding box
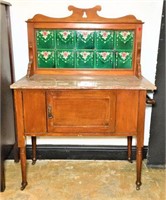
[76,31,95,49]
[115,51,132,69]
[37,50,55,68]
[56,30,75,49]
[76,51,94,68]
[36,29,135,69]
[95,51,114,68]
[96,31,114,49]
[36,30,55,49]
[115,31,134,50]
[56,50,75,68]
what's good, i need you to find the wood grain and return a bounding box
[22,90,46,133]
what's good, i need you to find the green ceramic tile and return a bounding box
[36,30,55,49]
[96,31,114,49]
[95,51,114,68]
[115,51,132,69]
[37,50,55,68]
[56,50,75,68]
[115,31,134,50]
[76,51,94,68]
[35,29,134,70]
[76,31,95,49]
[56,30,75,49]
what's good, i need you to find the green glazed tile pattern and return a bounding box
[96,31,114,49]
[115,51,132,69]
[76,31,95,49]
[56,30,75,49]
[36,30,55,49]
[115,31,134,50]
[37,50,55,68]
[76,51,94,68]
[57,50,75,68]
[96,51,114,68]
[36,29,134,69]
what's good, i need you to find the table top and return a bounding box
[10,74,156,90]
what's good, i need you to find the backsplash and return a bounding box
[36,30,134,69]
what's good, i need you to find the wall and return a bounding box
[8,0,163,146]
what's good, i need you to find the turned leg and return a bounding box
[136,147,143,190]
[31,136,37,165]
[135,91,146,190]
[20,147,28,190]
[127,136,133,163]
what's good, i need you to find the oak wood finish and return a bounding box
[11,6,156,191]
[22,90,46,133]
[116,90,139,133]
[47,90,116,133]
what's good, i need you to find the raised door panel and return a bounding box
[23,90,47,133]
[116,90,139,133]
[47,90,116,134]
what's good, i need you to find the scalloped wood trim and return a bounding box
[27,5,143,24]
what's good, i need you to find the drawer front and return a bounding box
[47,90,116,134]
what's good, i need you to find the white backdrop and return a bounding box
[8,0,163,146]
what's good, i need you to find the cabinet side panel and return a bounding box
[116,90,139,133]
[14,90,25,147]
[23,90,46,133]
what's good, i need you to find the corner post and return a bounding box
[136,90,146,190]
[14,90,28,190]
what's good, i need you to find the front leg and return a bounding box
[136,147,143,190]
[14,90,28,190]
[135,91,146,190]
[20,147,28,190]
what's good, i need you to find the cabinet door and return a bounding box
[47,90,116,135]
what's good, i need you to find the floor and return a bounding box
[0,160,165,200]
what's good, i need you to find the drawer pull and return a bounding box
[146,95,155,105]
[48,105,53,119]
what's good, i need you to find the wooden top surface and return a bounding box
[10,75,156,90]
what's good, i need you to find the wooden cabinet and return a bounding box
[22,89,140,136]
[11,6,156,190]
